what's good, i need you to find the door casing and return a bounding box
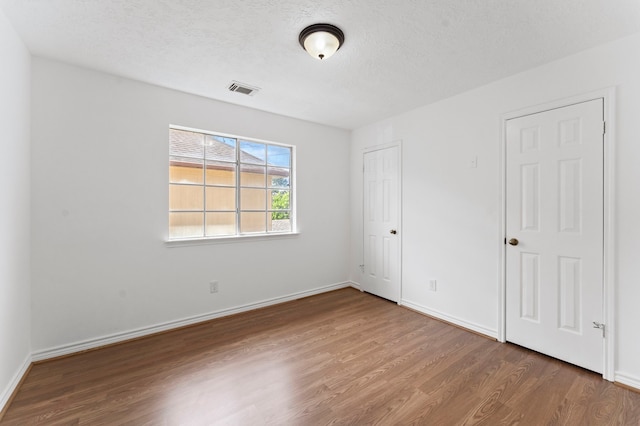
[498,88,616,380]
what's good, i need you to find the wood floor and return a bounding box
[2,288,640,425]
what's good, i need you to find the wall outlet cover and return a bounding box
[429,279,437,291]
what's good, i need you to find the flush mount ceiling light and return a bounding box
[299,23,345,60]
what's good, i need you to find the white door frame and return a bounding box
[362,140,403,303]
[498,88,616,380]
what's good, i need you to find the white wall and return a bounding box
[30,58,351,353]
[350,33,640,386]
[0,8,31,410]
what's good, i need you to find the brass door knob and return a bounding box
[390,229,397,235]
[508,238,519,246]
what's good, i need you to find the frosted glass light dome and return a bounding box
[299,24,345,60]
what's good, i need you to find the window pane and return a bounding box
[169,184,203,211]
[169,212,204,238]
[205,135,236,162]
[169,127,294,240]
[269,212,291,233]
[268,167,290,188]
[267,145,291,167]
[206,212,236,236]
[170,157,203,184]
[240,212,266,233]
[170,129,204,159]
[240,140,266,165]
[206,187,236,211]
[270,190,290,210]
[241,188,266,210]
[240,165,266,187]
[206,161,235,186]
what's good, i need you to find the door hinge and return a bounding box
[593,321,605,337]
[602,121,606,135]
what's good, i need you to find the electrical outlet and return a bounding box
[429,279,437,291]
[209,281,219,293]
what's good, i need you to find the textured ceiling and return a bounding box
[1,0,639,129]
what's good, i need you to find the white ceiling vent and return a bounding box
[228,81,260,96]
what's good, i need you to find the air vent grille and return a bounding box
[228,81,260,96]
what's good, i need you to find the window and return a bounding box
[169,127,293,239]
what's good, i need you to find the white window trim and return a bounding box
[164,231,301,247]
[168,125,297,242]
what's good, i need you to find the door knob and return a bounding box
[508,238,519,246]
[390,229,397,235]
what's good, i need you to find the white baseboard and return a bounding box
[0,354,31,417]
[615,372,640,392]
[349,281,363,291]
[400,299,498,339]
[32,282,352,362]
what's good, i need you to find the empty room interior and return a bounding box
[2,0,640,424]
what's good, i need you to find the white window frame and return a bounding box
[167,125,297,244]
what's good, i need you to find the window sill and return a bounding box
[164,232,300,247]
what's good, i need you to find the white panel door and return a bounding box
[363,146,401,302]
[506,99,604,373]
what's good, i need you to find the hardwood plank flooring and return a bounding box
[2,288,640,425]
